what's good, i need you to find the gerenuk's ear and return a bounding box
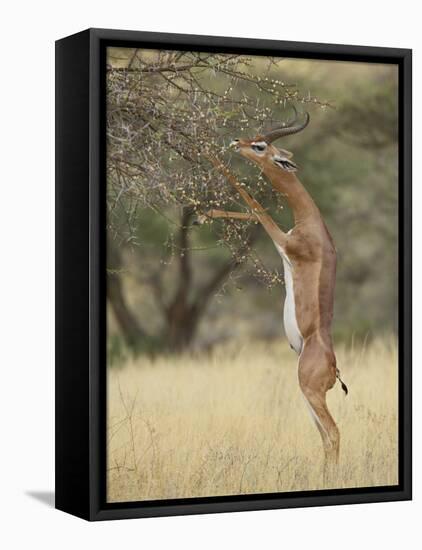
[272,154,298,172]
[278,148,294,159]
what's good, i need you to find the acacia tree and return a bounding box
[106,49,328,352]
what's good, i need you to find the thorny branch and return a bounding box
[107,49,330,290]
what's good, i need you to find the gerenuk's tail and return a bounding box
[336,368,349,396]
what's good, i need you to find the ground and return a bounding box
[107,337,398,502]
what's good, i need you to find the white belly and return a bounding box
[274,243,303,355]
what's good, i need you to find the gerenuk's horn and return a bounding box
[263,111,310,143]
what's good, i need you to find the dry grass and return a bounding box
[107,337,398,502]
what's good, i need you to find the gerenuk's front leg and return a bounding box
[204,153,289,249]
[193,208,258,225]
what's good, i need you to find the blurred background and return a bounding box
[106,48,398,361]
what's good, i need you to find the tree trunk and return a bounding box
[163,207,197,351]
[163,217,259,353]
[107,215,258,354]
[165,302,199,352]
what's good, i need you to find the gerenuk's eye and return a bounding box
[251,142,267,152]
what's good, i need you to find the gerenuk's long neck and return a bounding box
[263,164,321,225]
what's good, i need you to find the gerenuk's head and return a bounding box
[230,110,310,174]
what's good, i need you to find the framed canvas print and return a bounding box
[55,28,412,520]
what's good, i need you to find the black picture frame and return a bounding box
[55,28,412,521]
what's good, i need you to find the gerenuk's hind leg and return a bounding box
[298,341,339,483]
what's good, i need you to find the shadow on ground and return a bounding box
[26,491,55,508]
